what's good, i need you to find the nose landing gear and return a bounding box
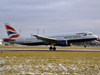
[84,42,86,48]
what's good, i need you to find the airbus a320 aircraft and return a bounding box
[3,23,100,51]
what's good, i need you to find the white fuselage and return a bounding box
[10,32,98,46]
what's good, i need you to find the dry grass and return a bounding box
[0,51,100,75]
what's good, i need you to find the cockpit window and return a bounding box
[88,33,92,35]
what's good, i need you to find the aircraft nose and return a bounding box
[94,35,100,41]
[97,37,100,41]
[93,35,99,40]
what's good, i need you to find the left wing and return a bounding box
[33,35,59,43]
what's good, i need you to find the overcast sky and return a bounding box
[0,0,100,38]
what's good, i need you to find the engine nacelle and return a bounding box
[56,40,70,46]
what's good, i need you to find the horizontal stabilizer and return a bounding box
[3,38,15,42]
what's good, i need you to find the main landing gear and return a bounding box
[49,45,56,51]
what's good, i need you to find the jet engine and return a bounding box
[56,40,70,46]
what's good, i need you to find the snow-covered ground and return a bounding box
[0,55,100,75]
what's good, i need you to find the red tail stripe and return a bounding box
[5,25,16,31]
[9,34,20,39]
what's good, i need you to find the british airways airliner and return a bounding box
[3,23,100,51]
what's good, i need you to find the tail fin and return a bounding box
[5,23,20,39]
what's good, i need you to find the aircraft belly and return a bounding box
[68,38,97,43]
[19,42,47,46]
[18,39,46,46]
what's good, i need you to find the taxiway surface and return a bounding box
[0,49,100,52]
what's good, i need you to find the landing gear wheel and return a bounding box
[84,45,86,48]
[49,47,52,50]
[53,47,56,51]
